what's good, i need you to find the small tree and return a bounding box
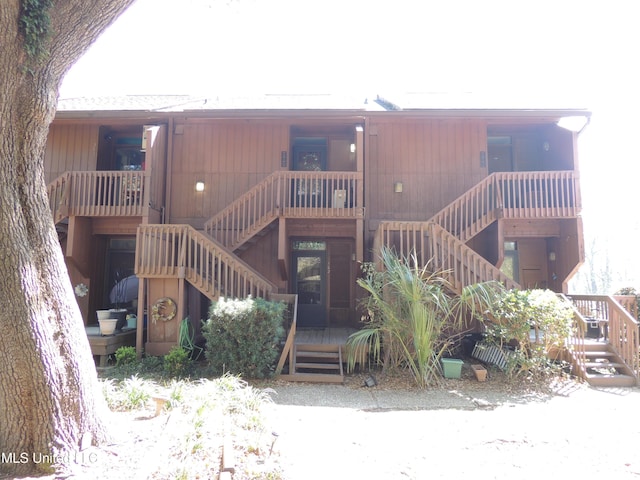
[202,297,286,379]
[347,247,505,388]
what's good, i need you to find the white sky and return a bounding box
[60,0,640,292]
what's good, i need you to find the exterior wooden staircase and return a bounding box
[566,294,639,387]
[287,344,344,383]
[374,171,579,292]
[581,341,636,387]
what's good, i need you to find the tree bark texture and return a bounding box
[0,0,135,475]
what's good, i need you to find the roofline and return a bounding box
[53,107,591,122]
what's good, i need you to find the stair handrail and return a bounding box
[47,172,71,223]
[136,224,277,300]
[204,171,282,248]
[428,171,580,242]
[558,293,588,381]
[272,293,298,376]
[568,294,639,382]
[429,174,499,242]
[427,222,520,292]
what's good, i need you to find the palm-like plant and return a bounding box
[347,246,504,388]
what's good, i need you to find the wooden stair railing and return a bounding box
[374,171,580,290]
[373,221,519,293]
[204,170,363,251]
[47,172,71,224]
[428,223,519,292]
[430,174,498,242]
[136,224,277,301]
[204,171,281,250]
[273,293,298,376]
[567,294,639,384]
[47,170,147,222]
[429,171,580,242]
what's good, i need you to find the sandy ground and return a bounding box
[4,372,640,480]
[264,378,640,480]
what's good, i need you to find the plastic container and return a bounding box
[441,358,464,379]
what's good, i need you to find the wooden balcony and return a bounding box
[48,170,148,222]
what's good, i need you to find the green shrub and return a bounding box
[202,297,286,379]
[483,289,574,378]
[164,346,192,378]
[115,346,137,366]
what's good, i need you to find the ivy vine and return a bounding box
[19,0,53,60]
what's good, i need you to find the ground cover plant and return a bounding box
[96,366,281,480]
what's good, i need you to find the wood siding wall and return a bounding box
[44,124,99,182]
[169,121,289,227]
[365,118,488,253]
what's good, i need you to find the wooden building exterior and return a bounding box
[47,94,589,357]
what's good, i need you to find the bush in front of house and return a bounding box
[164,346,192,378]
[482,288,575,378]
[202,297,286,379]
[115,346,137,366]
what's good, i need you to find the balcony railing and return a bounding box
[205,170,363,250]
[47,171,147,221]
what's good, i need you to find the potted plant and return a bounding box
[109,271,132,331]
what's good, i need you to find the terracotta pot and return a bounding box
[471,364,487,382]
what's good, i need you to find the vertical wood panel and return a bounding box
[169,120,289,226]
[44,124,99,183]
[367,118,488,224]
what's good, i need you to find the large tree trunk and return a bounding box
[0,1,135,475]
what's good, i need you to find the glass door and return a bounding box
[292,240,326,328]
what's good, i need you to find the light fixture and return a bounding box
[394,182,403,193]
[195,181,205,192]
[350,143,356,153]
[548,251,556,262]
[557,116,590,133]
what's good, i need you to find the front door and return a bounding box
[291,138,327,208]
[292,240,327,328]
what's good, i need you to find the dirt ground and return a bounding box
[5,368,640,480]
[262,370,640,480]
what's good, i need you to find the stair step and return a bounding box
[585,373,637,388]
[296,351,341,360]
[295,362,342,370]
[278,373,344,384]
[584,351,616,357]
[584,362,626,369]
